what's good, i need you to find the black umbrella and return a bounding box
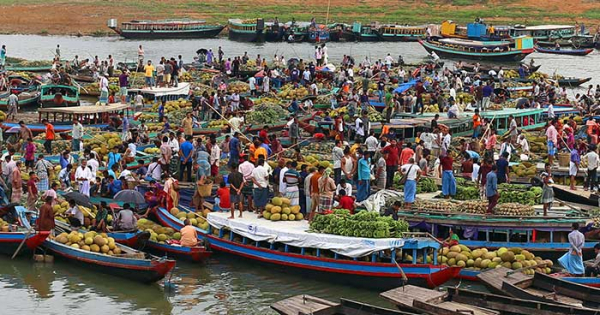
[114,189,146,205]
[64,192,93,208]
[196,48,208,55]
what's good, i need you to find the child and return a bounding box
[337,189,355,214]
[216,181,231,214]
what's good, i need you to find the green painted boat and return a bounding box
[40,84,80,108]
[5,65,52,72]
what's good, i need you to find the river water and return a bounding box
[0,34,593,314]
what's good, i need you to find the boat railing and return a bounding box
[212,225,442,265]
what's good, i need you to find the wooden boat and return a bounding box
[5,65,52,72]
[0,230,49,257]
[552,184,598,207]
[228,19,266,42]
[69,74,96,83]
[8,74,40,95]
[457,62,541,73]
[43,238,175,283]
[447,287,600,315]
[144,240,211,263]
[272,295,418,315]
[478,74,592,87]
[534,46,594,56]
[374,24,427,42]
[307,25,330,43]
[0,91,40,111]
[458,267,600,288]
[127,82,190,102]
[39,84,80,108]
[510,25,576,42]
[154,207,460,290]
[477,267,597,308]
[328,23,356,42]
[419,37,534,62]
[381,284,499,315]
[352,22,379,41]
[107,18,224,39]
[396,208,594,259]
[54,219,142,248]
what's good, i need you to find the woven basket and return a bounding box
[557,152,570,167]
[198,183,213,197]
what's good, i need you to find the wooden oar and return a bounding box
[203,100,252,143]
[12,228,34,259]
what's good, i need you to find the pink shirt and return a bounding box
[485,135,497,150]
[546,125,558,144]
[25,143,35,160]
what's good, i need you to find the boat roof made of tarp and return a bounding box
[38,103,130,115]
[438,38,511,47]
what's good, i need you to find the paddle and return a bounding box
[12,228,34,259]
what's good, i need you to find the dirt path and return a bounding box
[0,0,598,36]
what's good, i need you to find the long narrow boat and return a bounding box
[228,19,266,42]
[352,22,379,41]
[396,209,593,259]
[0,91,40,111]
[447,287,600,315]
[272,295,418,315]
[419,37,534,62]
[5,65,52,72]
[456,62,541,73]
[381,284,499,315]
[0,122,108,134]
[54,219,141,248]
[552,184,599,207]
[477,267,596,308]
[144,240,211,263]
[43,239,176,283]
[154,207,460,290]
[458,267,600,287]
[108,18,224,39]
[0,206,50,257]
[39,84,80,108]
[374,24,426,42]
[534,46,594,56]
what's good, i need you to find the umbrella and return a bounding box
[64,192,93,208]
[114,189,146,204]
[5,126,20,134]
[196,48,208,55]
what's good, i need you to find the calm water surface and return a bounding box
[0,34,584,314]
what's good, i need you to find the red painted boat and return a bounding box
[0,231,50,257]
[145,240,211,263]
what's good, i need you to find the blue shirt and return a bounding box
[107,152,121,170]
[108,179,122,196]
[496,158,509,180]
[466,150,480,160]
[261,143,272,157]
[290,100,298,113]
[229,137,240,155]
[482,85,493,97]
[122,117,129,132]
[59,156,69,169]
[158,105,164,117]
[180,141,194,161]
[571,149,580,164]
[358,158,371,181]
[485,171,497,197]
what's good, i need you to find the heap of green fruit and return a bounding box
[262,197,304,221]
[247,104,289,125]
[498,184,541,205]
[54,231,122,255]
[414,200,487,214]
[169,208,210,230]
[137,218,182,243]
[310,209,408,238]
[438,245,553,275]
[396,177,437,193]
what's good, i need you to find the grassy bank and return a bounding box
[0,0,597,36]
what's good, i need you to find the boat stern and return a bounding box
[26,231,50,250]
[427,265,461,288]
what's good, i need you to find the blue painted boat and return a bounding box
[419,37,534,62]
[145,240,212,263]
[43,239,176,283]
[534,46,594,56]
[0,206,49,257]
[54,219,142,248]
[154,207,460,290]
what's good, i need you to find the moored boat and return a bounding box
[144,240,212,263]
[381,284,499,315]
[374,24,427,42]
[510,24,576,42]
[228,18,266,42]
[456,62,541,73]
[0,229,49,257]
[39,84,80,108]
[419,37,534,62]
[447,287,600,315]
[478,267,598,308]
[534,46,594,56]
[272,295,418,315]
[0,91,40,111]
[154,207,460,290]
[328,23,356,42]
[107,19,224,39]
[352,22,379,41]
[43,238,176,284]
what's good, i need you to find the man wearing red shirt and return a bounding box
[336,189,355,214]
[42,119,55,154]
[399,142,414,166]
[415,82,426,114]
[439,154,456,199]
[382,139,399,189]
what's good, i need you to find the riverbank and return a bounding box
[1,0,599,36]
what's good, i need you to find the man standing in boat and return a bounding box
[558,223,585,276]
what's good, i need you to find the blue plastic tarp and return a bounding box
[393,79,418,94]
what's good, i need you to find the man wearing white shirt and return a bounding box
[449,87,456,101]
[302,69,311,84]
[364,131,379,157]
[398,68,406,83]
[99,75,109,104]
[75,160,94,196]
[248,76,256,96]
[168,133,179,154]
[87,156,100,174]
[279,162,289,196]
[355,116,365,143]
[384,54,394,68]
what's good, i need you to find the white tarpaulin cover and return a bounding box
[128,82,190,97]
[207,212,405,258]
[357,189,404,213]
